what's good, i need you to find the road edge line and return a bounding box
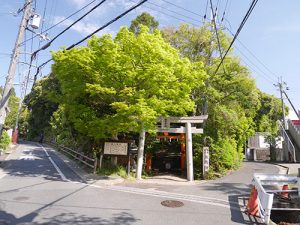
[39,144,67,181]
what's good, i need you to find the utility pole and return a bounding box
[276,77,287,129]
[0,0,32,134]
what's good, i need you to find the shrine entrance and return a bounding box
[150,132,185,175]
[153,116,208,181]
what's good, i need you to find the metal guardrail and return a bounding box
[252,173,299,224]
[288,120,300,156]
[49,142,97,174]
[278,121,296,162]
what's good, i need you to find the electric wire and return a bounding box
[32,0,149,84]
[204,0,209,20]
[283,90,300,119]
[214,0,259,75]
[159,0,203,18]
[21,0,99,46]
[133,1,201,27]
[234,45,277,85]
[35,0,48,67]
[224,27,277,83]
[46,0,57,36]
[209,0,226,74]
[32,0,108,59]
[146,1,202,24]
[221,0,229,22]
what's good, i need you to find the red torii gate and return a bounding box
[156,115,208,181]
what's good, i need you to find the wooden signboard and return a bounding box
[104,142,128,156]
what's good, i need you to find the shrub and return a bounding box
[0,131,11,151]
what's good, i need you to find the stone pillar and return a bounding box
[185,122,194,181]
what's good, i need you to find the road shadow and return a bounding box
[0,182,139,225]
[0,143,84,183]
[0,210,139,225]
[228,194,264,225]
[200,182,264,224]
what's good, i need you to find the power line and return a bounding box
[159,0,203,18]
[235,38,278,80]
[35,0,49,66]
[146,1,202,24]
[234,45,276,85]
[214,0,259,75]
[32,0,108,58]
[209,0,226,74]
[224,27,277,83]
[283,90,300,119]
[21,0,99,46]
[132,1,201,27]
[32,0,149,84]
[221,0,230,22]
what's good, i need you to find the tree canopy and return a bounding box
[129,12,159,34]
[52,26,206,139]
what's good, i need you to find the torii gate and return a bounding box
[157,115,208,181]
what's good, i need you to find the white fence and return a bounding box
[252,173,299,224]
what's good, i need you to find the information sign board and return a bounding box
[104,142,128,156]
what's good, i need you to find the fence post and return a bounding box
[93,157,98,175]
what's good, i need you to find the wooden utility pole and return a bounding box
[0,0,32,133]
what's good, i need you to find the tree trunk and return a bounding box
[136,127,145,180]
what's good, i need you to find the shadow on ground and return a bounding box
[201,182,264,224]
[0,182,140,225]
[0,211,139,225]
[0,143,83,182]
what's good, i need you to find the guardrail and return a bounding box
[252,173,299,224]
[278,121,296,162]
[288,120,300,154]
[49,142,97,174]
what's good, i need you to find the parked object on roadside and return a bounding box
[39,132,44,143]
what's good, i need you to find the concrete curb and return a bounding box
[267,162,289,174]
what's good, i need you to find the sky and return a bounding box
[0,0,299,119]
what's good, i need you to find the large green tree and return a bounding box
[163,23,261,172]
[52,26,206,140]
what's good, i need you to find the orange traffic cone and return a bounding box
[280,184,289,199]
[247,187,259,216]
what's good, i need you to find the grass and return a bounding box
[97,164,135,179]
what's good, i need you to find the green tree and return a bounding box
[5,89,20,129]
[24,75,59,139]
[254,92,285,135]
[52,26,206,140]
[129,12,159,34]
[254,92,287,161]
[163,23,260,173]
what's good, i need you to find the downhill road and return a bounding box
[0,142,281,225]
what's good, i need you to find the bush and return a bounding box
[0,131,11,152]
[97,161,129,179]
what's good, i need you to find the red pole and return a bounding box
[180,133,186,171]
[12,129,18,144]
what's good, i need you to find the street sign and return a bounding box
[203,147,209,178]
[104,142,128,156]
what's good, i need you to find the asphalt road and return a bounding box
[0,142,281,225]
